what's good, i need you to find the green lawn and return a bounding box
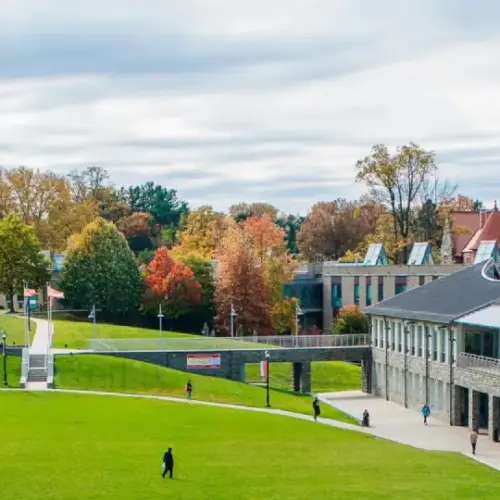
[1,392,499,500]
[54,354,353,424]
[53,320,274,350]
[0,354,21,387]
[246,361,361,393]
[0,314,33,346]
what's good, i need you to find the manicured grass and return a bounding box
[0,314,33,346]
[53,320,270,351]
[54,355,353,424]
[246,361,361,393]
[0,353,21,387]
[1,391,500,500]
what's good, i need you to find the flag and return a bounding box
[24,288,37,297]
[47,285,64,299]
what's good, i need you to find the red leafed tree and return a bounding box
[215,226,272,336]
[143,247,201,318]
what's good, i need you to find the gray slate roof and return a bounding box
[363,260,500,323]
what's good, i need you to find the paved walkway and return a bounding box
[29,318,52,354]
[319,390,500,471]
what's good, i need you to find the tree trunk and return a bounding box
[8,286,15,313]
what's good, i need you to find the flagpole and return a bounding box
[92,305,96,340]
[23,282,28,348]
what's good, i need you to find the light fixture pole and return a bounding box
[2,332,7,387]
[265,350,270,408]
[158,304,164,337]
[230,303,237,337]
[295,301,303,347]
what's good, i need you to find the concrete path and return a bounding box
[29,318,52,354]
[319,390,500,471]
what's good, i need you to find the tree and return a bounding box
[123,182,188,229]
[297,200,373,261]
[215,226,272,335]
[117,212,154,253]
[271,297,298,335]
[59,218,142,315]
[356,143,438,262]
[172,205,230,259]
[143,247,201,318]
[3,166,98,252]
[229,202,278,222]
[0,216,50,312]
[334,305,368,334]
[275,213,304,255]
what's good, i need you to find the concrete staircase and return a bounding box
[27,354,48,385]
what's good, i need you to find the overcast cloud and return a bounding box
[1,0,500,213]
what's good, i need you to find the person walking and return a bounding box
[186,380,192,400]
[162,448,174,479]
[422,404,431,425]
[312,397,320,421]
[362,409,370,427]
[470,429,479,455]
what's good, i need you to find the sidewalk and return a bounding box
[319,390,500,471]
[29,318,52,354]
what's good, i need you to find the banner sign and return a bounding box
[260,360,269,377]
[186,354,221,369]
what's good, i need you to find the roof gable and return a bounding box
[407,242,433,265]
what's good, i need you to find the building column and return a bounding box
[488,395,500,441]
[359,276,367,307]
[384,276,395,300]
[361,351,372,394]
[342,275,355,306]
[292,363,302,392]
[407,275,419,290]
[424,275,433,285]
[469,389,480,431]
[322,276,333,332]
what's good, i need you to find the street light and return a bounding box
[158,304,164,337]
[230,303,237,338]
[2,332,7,387]
[295,301,304,347]
[265,350,270,408]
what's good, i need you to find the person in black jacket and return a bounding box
[162,448,174,479]
[313,397,321,421]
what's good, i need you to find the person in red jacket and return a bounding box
[185,380,192,399]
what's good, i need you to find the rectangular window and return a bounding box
[417,326,423,357]
[380,320,385,348]
[331,284,342,309]
[395,283,407,295]
[440,329,446,363]
[391,321,396,350]
[378,282,384,302]
[397,322,402,352]
[433,327,438,361]
[354,284,360,306]
[366,284,372,306]
[410,324,416,356]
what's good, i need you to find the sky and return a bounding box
[1,0,500,214]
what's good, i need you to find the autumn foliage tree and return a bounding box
[117,212,154,253]
[215,226,272,335]
[143,247,201,318]
[334,305,368,334]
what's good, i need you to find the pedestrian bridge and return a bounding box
[88,333,370,352]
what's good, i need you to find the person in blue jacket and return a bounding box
[422,404,431,425]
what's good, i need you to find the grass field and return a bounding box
[1,391,500,500]
[246,361,361,393]
[0,314,33,346]
[53,320,271,351]
[0,353,21,387]
[54,355,353,423]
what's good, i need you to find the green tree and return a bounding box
[0,216,50,312]
[334,305,369,334]
[59,218,142,316]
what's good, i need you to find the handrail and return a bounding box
[457,352,500,376]
[47,353,54,388]
[20,348,29,388]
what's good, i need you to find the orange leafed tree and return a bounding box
[215,227,272,335]
[143,247,201,318]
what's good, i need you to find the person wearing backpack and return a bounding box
[185,380,192,400]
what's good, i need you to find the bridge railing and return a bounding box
[457,352,500,377]
[88,334,370,352]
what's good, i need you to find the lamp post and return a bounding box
[2,332,7,387]
[158,304,164,337]
[230,303,237,338]
[265,350,270,408]
[295,302,304,347]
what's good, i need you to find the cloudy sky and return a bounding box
[1,0,500,214]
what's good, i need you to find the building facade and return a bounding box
[365,258,500,442]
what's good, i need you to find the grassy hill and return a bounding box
[1,391,499,500]
[0,353,21,387]
[0,314,33,346]
[54,355,353,423]
[246,361,361,393]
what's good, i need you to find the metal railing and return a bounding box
[457,352,500,376]
[47,353,54,387]
[88,334,370,352]
[20,348,29,387]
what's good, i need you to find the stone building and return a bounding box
[365,258,500,441]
